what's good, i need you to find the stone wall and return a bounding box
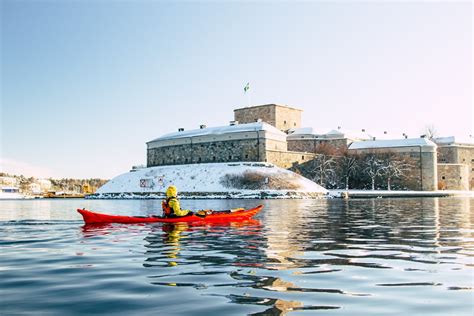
[265,150,317,169]
[234,104,302,132]
[274,106,302,131]
[288,138,350,153]
[265,138,288,151]
[148,138,265,166]
[438,145,474,190]
[420,151,438,191]
[234,106,276,126]
[437,164,469,190]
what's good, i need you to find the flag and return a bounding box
[244,82,250,93]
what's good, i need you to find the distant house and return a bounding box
[0,186,24,199]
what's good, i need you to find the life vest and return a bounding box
[162,197,176,217]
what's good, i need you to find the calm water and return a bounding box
[1,198,473,315]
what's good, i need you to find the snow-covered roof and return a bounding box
[287,127,315,135]
[348,138,437,150]
[148,122,286,143]
[287,127,369,140]
[434,136,474,146]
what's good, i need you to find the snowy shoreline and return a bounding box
[328,189,474,199]
[88,190,327,200]
[90,162,328,199]
[87,190,473,200]
[87,162,472,200]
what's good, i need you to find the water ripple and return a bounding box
[1,197,473,315]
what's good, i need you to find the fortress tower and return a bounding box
[233,104,302,132]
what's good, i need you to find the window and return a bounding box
[294,122,296,126]
[302,155,305,160]
[185,158,188,163]
[245,154,249,159]
[284,120,287,125]
[198,157,201,162]
[442,176,445,180]
[213,156,216,161]
[229,155,232,160]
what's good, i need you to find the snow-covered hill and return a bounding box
[91,162,327,199]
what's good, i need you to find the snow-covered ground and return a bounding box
[91,162,328,199]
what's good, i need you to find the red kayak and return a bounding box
[77,205,263,224]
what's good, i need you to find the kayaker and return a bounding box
[162,185,191,217]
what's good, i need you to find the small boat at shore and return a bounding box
[0,186,30,200]
[77,205,263,224]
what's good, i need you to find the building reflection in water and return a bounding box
[261,197,473,270]
[261,199,325,270]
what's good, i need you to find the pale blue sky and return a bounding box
[1,1,472,178]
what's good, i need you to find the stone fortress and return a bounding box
[147,104,473,191]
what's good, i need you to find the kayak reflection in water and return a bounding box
[161,185,192,218]
[162,222,189,266]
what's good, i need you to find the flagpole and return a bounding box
[244,82,251,107]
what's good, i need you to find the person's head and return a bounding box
[166,185,177,198]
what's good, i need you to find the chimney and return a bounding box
[178,128,184,132]
[256,118,262,123]
[200,124,207,129]
[229,120,239,126]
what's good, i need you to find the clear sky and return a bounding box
[1,1,472,179]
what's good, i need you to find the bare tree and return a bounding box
[362,154,384,190]
[421,124,438,140]
[380,154,413,190]
[339,153,358,190]
[308,154,336,187]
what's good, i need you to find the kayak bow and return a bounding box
[77,205,263,224]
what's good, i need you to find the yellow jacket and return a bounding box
[164,186,190,217]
